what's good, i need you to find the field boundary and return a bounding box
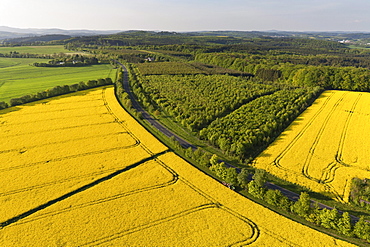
[0,150,168,229]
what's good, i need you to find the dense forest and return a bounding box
[195,53,370,91]
[199,87,321,160]
[135,74,280,131]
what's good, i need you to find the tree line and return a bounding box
[195,53,370,92]
[0,78,112,109]
[33,54,99,67]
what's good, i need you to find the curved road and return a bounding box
[115,61,359,222]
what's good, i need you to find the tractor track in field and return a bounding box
[319,93,362,185]
[0,167,120,198]
[268,91,350,203]
[0,144,141,173]
[334,93,362,167]
[81,202,259,247]
[1,112,110,126]
[320,93,362,202]
[0,131,129,155]
[301,92,348,183]
[271,92,335,170]
[7,102,106,116]
[299,92,362,203]
[3,121,119,137]
[79,161,260,247]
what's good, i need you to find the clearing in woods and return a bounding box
[0,87,354,246]
[254,90,370,203]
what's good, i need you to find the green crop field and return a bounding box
[0,45,71,54]
[0,57,58,69]
[0,57,117,103]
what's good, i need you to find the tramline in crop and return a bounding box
[254,90,370,203]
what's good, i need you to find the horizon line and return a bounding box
[1,26,370,34]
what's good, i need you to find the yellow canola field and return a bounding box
[254,90,370,203]
[0,87,354,246]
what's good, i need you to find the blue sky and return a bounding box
[1,0,370,31]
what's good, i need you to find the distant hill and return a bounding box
[0,31,28,40]
[2,35,72,44]
[2,26,370,46]
[189,30,370,41]
[0,26,121,43]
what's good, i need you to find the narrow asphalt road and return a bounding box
[117,61,196,150]
[115,61,360,222]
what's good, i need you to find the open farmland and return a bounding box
[254,90,370,203]
[0,57,116,103]
[0,86,354,246]
[0,45,71,55]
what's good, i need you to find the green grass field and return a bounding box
[0,57,117,103]
[0,45,71,54]
[348,45,370,50]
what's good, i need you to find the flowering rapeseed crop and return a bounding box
[0,87,354,246]
[254,90,370,203]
